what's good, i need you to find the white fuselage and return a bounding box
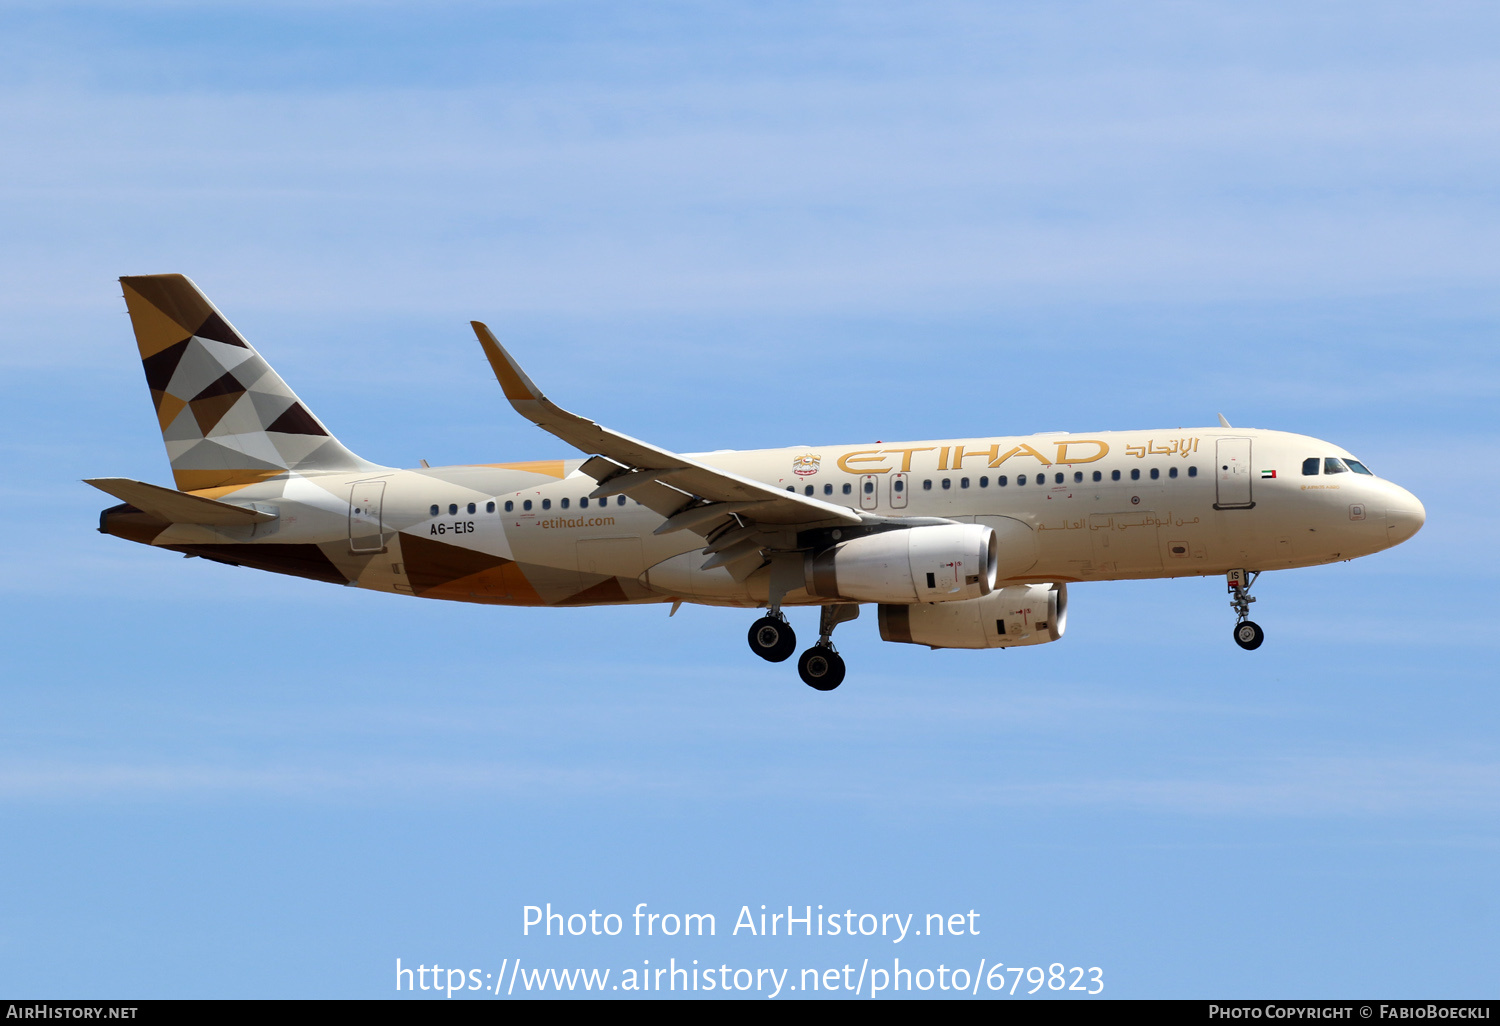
[128,426,1424,611]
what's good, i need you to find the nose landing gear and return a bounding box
[1234,620,1265,650]
[1228,569,1264,650]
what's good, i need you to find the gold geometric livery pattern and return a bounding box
[121,274,376,492]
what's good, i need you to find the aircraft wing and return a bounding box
[471,322,862,565]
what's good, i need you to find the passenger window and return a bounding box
[842,483,853,495]
[786,486,795,492]
[805,485,814,496]
[979,476,988,488]
[863,481,874,494]
[467,502,477,514]
[998,475,1008,487]
[1074,471,1082,483]
[941,478,951,490]
[523,500,532,511]
[1188,466,1198,477]
[560,498,569,509]
[1018,474,1027,486]
[1325,458,1349,475]
[1168,467,1177,479]
[448,503,458,516]
[823,484,833,495]
[504,500,514,512]
[923,480,932,490]
[1054,473,1063,484]
[429,504,439,517]
[486,501,495,513]
[1111,470,1121,481]
[542,499,551,510]
[1346,460,1373,475]
[960,477,970,489]
[1130,469,1140,481]
[580,497,589,508]
[1149,468,1159,480]
[1302,458,1320,476]
[894,479,905,492]
[1092,471,1101,482]
[617,495,626,506]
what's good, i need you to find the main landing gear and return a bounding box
[747,614,797,662]
[747,604,858,690]
[798,604,858,691]
[797,646,844,691]
[1228,569,1264,650]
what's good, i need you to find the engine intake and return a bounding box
[806,523,998,604]
[878,583,1068,649]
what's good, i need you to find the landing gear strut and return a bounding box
[797,604,858,691]
[1228,569,1264,651]
[749,555,804,664]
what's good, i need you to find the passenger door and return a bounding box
[1215,437,1254,509]
[347,480,387,554]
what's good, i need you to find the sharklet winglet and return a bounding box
[467,323,863,527]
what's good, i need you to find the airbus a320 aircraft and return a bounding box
[93,275,1426,690]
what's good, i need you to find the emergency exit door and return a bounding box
[1215,437,1254,509]
[890,472,909,509]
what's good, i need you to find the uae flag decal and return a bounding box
[1261,469,1277,478]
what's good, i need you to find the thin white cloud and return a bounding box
[3,29,1500,330]
[2,752,1494,818]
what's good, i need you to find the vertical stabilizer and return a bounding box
[119,274,378,492]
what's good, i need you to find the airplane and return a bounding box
[92,274,1427,690]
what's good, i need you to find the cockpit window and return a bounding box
[1324,458,1349,475]
[1302,458,1320,476]
[1346,460,1373,475]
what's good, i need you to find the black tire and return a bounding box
[798,646,846,691]
[748,616,797,662]
[1233,620,1265,651]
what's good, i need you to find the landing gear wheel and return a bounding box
[748,616,797,662]
[798,646,846,691]
[1233,620,1264,651]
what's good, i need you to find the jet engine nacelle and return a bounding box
[806,523,998,604]
[877,582,1068,649]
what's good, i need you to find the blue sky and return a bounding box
[1,1,1497,998]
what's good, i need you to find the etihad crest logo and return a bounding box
[792,452,822,477]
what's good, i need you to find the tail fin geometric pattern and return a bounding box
[120,274,377,492]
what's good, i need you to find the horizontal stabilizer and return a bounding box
[84,477,276,525]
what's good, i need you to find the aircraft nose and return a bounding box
[1386,491,1426,547]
